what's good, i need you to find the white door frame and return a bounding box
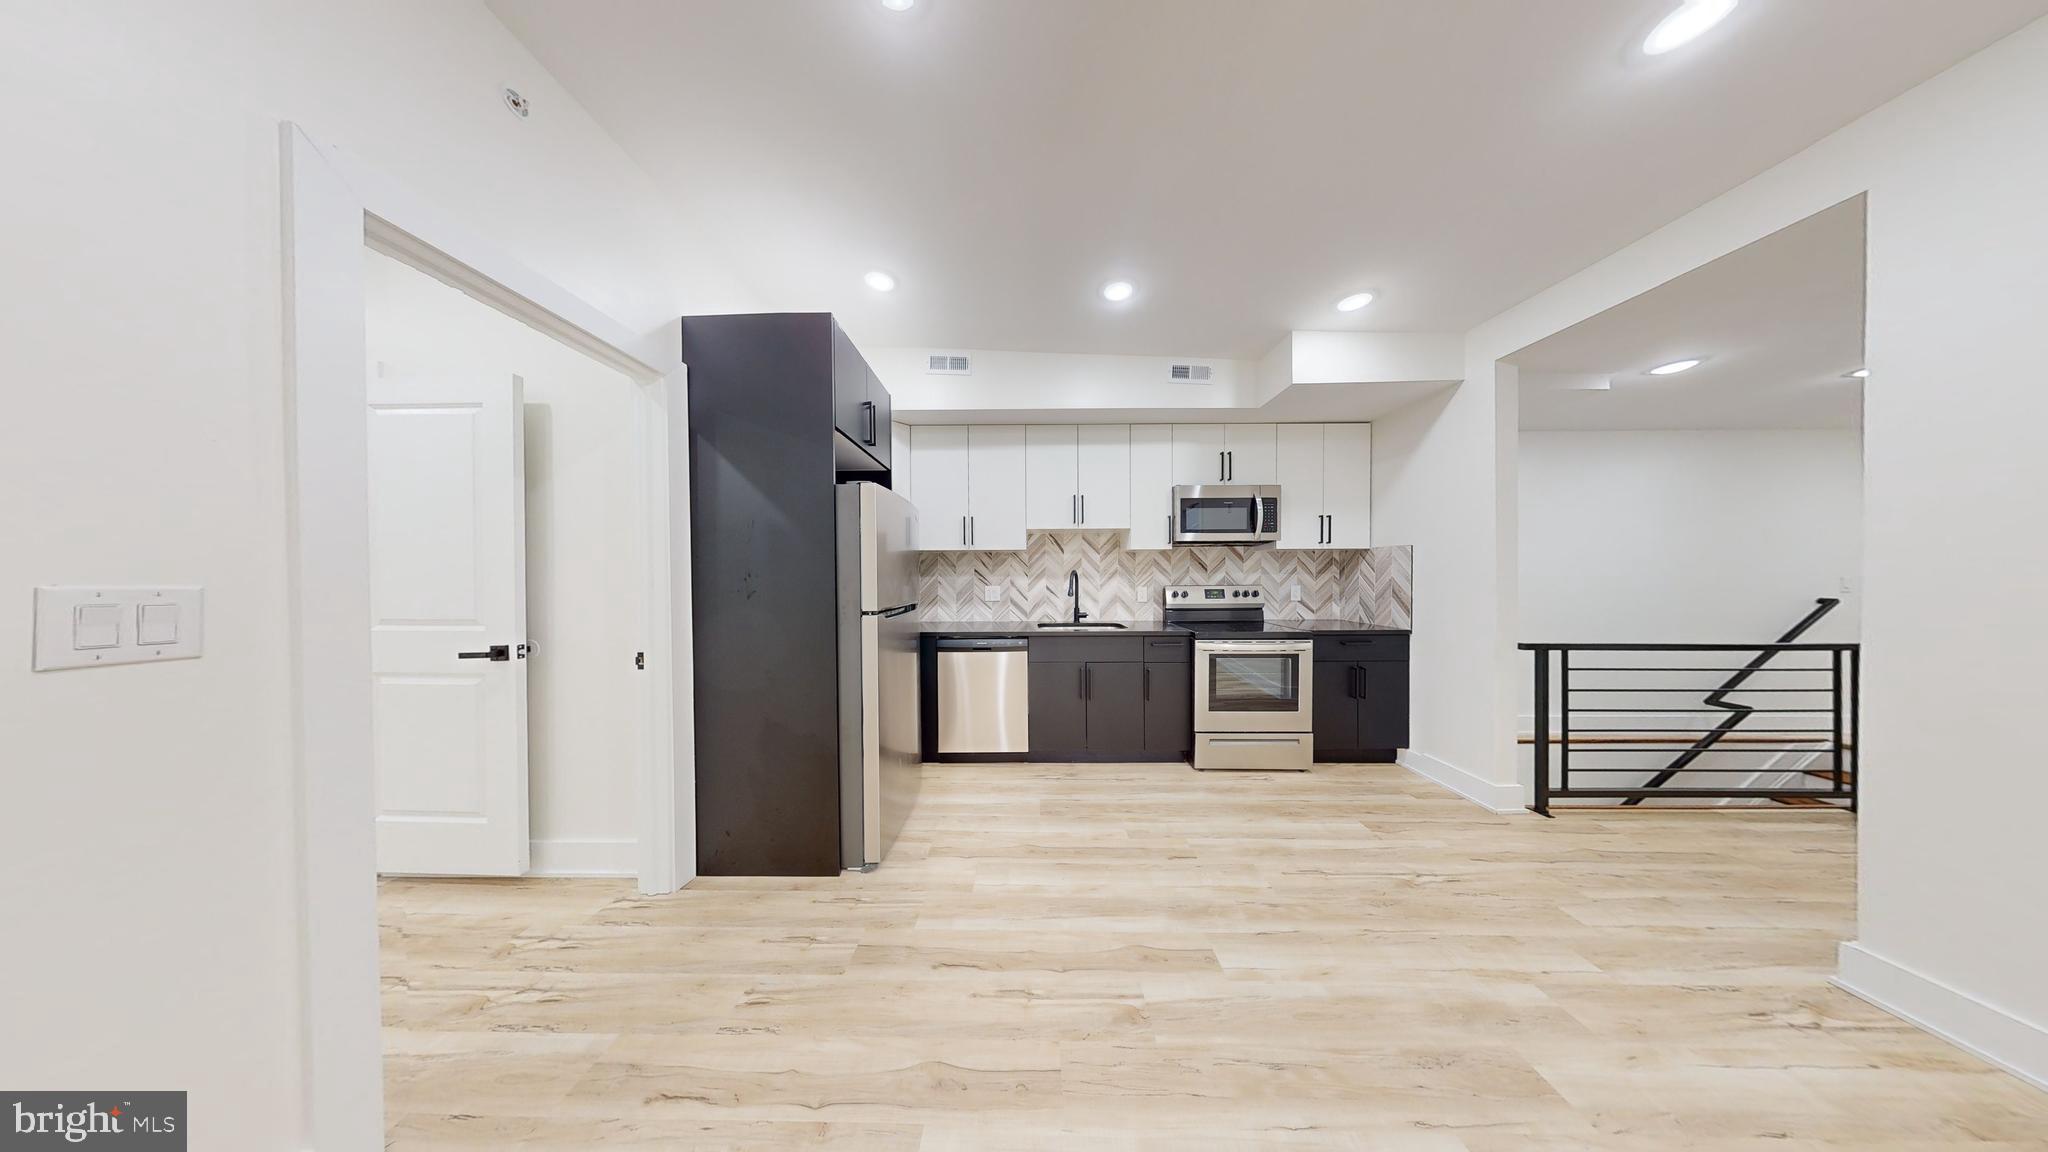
[281,122,694,1149]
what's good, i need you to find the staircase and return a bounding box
[1520,601,1859,815]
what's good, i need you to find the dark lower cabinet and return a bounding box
[1022,635,1188,761]
[1085,662,1147,756]
[1359,661,1410,750]
[1312,661,1360,749]
[1312,639,1410,761]
[1028,661,1088,754]
[1143,660,1192,756]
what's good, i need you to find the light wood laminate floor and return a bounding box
[380,762,2048,1149]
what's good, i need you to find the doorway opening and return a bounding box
[281,123,690,1147]
[363,248,647,878]
[1506,194,1867,810]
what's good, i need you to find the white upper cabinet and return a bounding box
[1127,425,1174,549]
[1026,424,1131,530]
[914,421,1364,551]
[1025,425,1080,529]
[890,422,912,495]
[1224,424,1277,485]
[1273,423,1371,549]
[1170,424,1227,485]
[1275,424,1324,549]
[1075,425,1131,529]
[1321,422,1372,548]
[965,424,1028,550]
[909,424,969,550]
[1170,423,1276,484]
[909,424,1027,551]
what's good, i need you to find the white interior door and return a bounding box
[368,364,530,876]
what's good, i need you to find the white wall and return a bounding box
[1518,431,1863,648]
[0,2,751,1146]
[1456,15,2048,1084]
[878,333,1462,424]
[1368,359,1524,810]
[365,250,640,874]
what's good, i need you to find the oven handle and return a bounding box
[1196,640,1313,655]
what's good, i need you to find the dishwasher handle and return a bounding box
[934,637,1028,650]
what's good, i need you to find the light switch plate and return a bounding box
[34,586,205,671]
[981,585,1003,603]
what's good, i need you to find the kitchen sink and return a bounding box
[1035,621,1128,630]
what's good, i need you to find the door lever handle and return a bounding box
[458,645,512,661]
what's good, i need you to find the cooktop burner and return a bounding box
[1159,583,1301,637]
[1167,620,1306,637]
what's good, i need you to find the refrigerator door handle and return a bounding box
[866,603,919,619]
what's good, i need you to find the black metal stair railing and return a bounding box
[1521,599,1858,816]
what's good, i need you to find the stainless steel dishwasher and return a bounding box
[935,637,1029,754]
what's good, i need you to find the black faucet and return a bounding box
[1067,569,1089,624]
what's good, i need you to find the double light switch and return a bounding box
[33,587,205,671]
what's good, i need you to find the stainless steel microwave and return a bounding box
[1170,484,1281,545]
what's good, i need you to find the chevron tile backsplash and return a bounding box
[918,532,1413,626]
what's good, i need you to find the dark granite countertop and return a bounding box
[919,619,1186,637]
[921,619,1409,637]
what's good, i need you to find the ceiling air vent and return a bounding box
[926,354,972,375]
[1169,363,1214,383]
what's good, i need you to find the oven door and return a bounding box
[1194,639,1314,733]
[1172,485,1279,545]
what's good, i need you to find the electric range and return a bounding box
[1162,584,1313,771]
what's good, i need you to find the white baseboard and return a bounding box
[1835,941,2048,1092]
[527,837,638,877]
[1397,749,1527,814]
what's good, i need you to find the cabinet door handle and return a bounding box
[1226,450,1234,481]
[962,516,968,546]
[1080,494,1085,524]
[1079,665,1088,700]
[1072,494,1078,525]
[970,516,975,546]
[1143,666,1151,701]
[1218,450,1226,481]
[861,400,877,446]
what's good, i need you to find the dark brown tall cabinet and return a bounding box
[682,313,893,876]
[830,320,890,471]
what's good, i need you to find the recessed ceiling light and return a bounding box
[863,270,896,292]
[1335,292,1375,313]
[1648,358,1702,375]
[880,0,915,10]
[1643,0,1737,56]
[1846,368,1870,378]
[1101,280,1135,303]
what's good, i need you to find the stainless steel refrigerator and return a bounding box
[836,482,921,870]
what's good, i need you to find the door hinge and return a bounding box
[635,651,645,670]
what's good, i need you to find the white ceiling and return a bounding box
[488,0,2045,360]
[1511,196,1865,431]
